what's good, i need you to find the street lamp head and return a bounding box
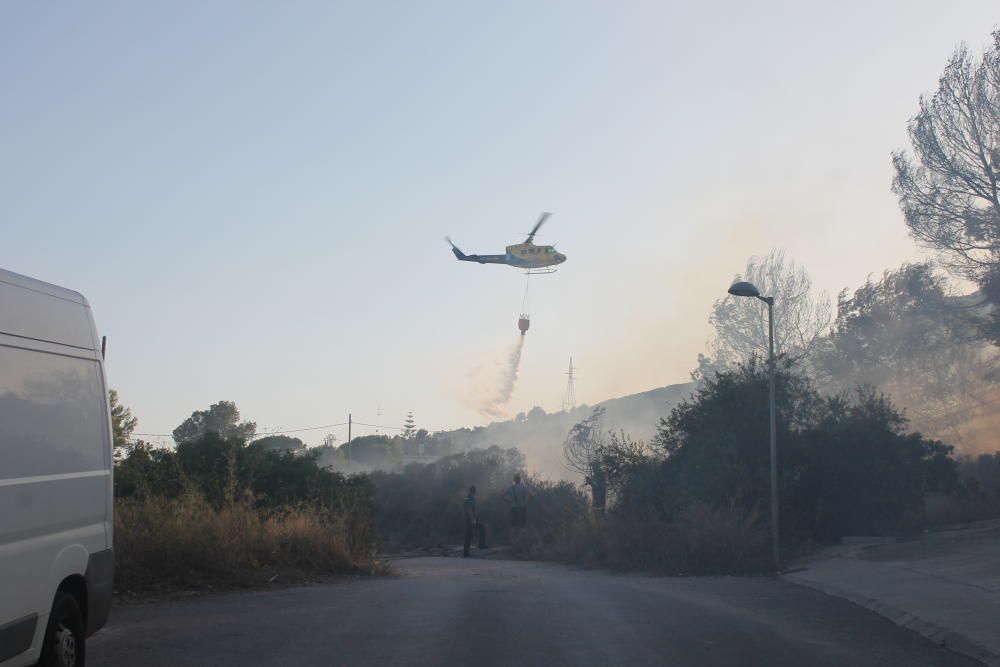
[728,281,761,298]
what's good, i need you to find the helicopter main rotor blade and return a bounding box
[523,212,551,244]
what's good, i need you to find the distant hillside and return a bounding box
[597,383,695,441]
[442,381,694,479]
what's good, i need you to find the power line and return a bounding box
[353,421,405,431]
[134,421,350,439]
[134,416,430,441]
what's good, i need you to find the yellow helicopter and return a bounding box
[446,212,566,273]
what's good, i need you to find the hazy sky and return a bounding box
[2,2,997,445]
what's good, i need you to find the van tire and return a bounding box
[38,592,86,667]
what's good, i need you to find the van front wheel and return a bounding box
[38,592,86,667]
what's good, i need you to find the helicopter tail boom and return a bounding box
[445,237,507,264]
[462,253,508,264]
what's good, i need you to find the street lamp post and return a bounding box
[727,281,780,571]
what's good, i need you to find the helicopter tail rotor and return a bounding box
[444,236,468,260]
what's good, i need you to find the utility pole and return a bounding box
[376,405,382,434]
[728,280,780,571]
[765,296,779,571]
[563,357,577,412]
[348,413,352,466]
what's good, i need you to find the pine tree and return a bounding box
[402,411,416,439]
[109,389,138,450]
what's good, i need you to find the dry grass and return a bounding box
[925,492,1000,527]
[114,487,379,594]
[513,501,771,575]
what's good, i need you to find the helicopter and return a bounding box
[446,212,566,273]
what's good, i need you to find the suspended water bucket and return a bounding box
[518,315,530,336]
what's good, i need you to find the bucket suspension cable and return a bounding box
[518,273,531,336]
[521,272,531,314]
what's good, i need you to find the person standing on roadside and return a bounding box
[463,485,486,557]
[504,473,531,540]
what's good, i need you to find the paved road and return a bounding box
[89,557,978,667]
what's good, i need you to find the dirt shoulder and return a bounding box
[786,520,1000,667]
[113,562,392,606]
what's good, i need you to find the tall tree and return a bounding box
[564,407,610,509]
[338,434,401,468]
[813,263,998,447]
[109,389,138,450]
[251,434,306,453]
[172,400,256,444]
[563,406,606,478]
[402,411,416,439]
[694,249,831,382]
[892,31,1000,342]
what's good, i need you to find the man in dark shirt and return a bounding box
[463,485,486,557]
[504,473,531,539]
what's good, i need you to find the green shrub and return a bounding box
[116,433,373,512]
[650,359,959,542]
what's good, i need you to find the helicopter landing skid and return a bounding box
[523,268,558,275]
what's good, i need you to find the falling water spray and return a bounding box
[479,336,525,418]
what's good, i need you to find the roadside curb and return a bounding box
[785,574,1000,667]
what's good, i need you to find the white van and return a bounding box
[0,269,113,667]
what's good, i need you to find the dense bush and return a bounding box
[114,441,183,499]
[926,452,1000,524]
[532,358,964,575]
[114,435,589,579]
[116,433,372,511]
[640,358,959,543]
[960,452,1000,498]
[789,389,957,540]
[648,358,819,520]
[335,435,403,469]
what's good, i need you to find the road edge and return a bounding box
[784,574,999,667]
